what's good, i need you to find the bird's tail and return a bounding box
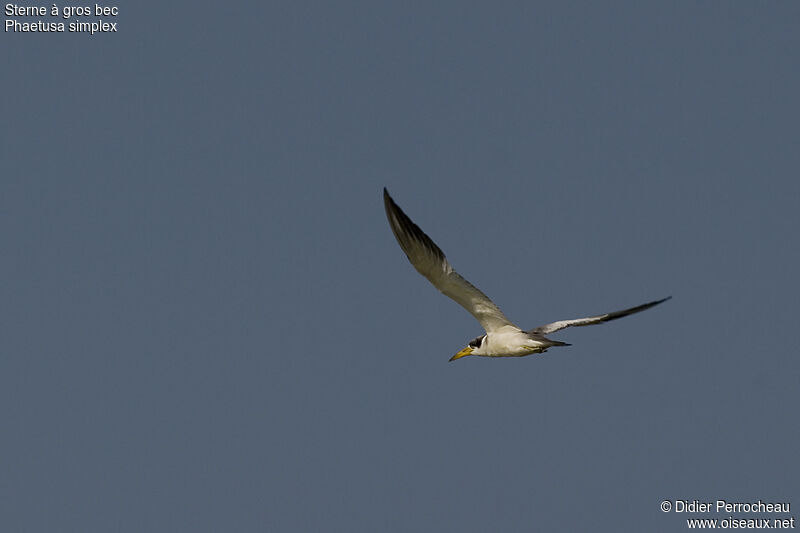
[533,334,571,350]
[526,331,572,353]
[528,332,570,352]
[546,339,571,348]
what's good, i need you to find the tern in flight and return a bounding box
[383,188,670,361]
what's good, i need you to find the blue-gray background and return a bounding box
[2,2,798,531]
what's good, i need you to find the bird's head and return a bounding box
[450,334,486,361]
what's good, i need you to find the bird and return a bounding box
[383,188,670,361]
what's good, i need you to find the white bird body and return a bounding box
[470,327,553,358]
[383,188,669,361]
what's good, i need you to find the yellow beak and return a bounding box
[450,347,473,362]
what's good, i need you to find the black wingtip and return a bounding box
[631,296,671,316]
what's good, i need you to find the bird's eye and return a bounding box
[469,336,483,348]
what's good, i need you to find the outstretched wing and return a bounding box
[383,188,517,333]
[530,297,671,335]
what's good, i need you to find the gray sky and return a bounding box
[2,2,798,531]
